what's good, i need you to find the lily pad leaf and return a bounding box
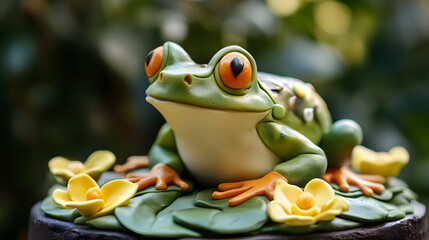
[334,189,362,198]
[85,215,126,231]
[173,189,269,235]
[261,217,362,234]
[41,196,80,221]
[376,201,405,221]
[372,189,393,202]
[97,171,125,187]
[115,191,200,237]
[339,197,388,222]
[386,177,409,188]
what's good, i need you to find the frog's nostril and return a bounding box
[159,72,164,80]
[184,75,192,85]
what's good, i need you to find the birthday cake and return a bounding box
[29,42,428,239]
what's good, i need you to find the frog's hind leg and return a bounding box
[319,119,385,196]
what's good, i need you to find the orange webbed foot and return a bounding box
[322,167,385,196]
[125,163,189,191]
[114,156,149,173]
[212,171,286,207]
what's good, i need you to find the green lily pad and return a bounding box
[388,186,404,195]
[390,193,411,206]
[386,177,409,188]
[399,204,414,214]
[173,189,269,235]
[85,215,126,231]
[372,189,393,202]
[115,191,200,237]
[41,196,80,221]
[334,189,363,198]
[402,188,418,201]
[261,217,362,234]
[315,217,363,231]
[378,202,405,220]
[339,197,388,222]
[97,171,125,186]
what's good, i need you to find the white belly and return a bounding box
[147,97,281,185]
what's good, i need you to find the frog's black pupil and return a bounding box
[146,50,154,66]
[230,57,244,78]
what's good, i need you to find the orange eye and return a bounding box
[218,52,252,89]
[145,46,164,78]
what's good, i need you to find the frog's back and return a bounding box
[257,72,332,144]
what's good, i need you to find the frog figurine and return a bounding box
[117,42,385,207]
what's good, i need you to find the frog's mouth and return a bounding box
[146,96,270,128]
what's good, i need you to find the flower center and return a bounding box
[86,187,103,201]
[68,161,85,174]
[296,192,315,210]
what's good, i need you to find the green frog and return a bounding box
[120,42,385,206]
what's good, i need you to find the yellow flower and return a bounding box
[351,146,409,177]
[49,150,116,184]
[267,179,349,226]
[52,174,138,217]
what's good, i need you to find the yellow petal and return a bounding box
[67,174,99,202]
[304,178,334,206]
[52,189,71,208]
[316,197,350,221]
[267,201,291,222]
[281,215,316,226]
[50,169,75,184]
[276,180,303,205]
[291,204,319,216]
[91,180,138,218]
[351,145,376,170]
[84,150,116,171]
[389,147,409,164]
[65,199,105,217]
[49,156,71,169]
[272,180,293,214]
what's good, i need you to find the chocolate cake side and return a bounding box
[29,201,428,240]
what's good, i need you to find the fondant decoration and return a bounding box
[48,150,116,184]
[267,179,349,226]
[113,156,149,174]
[115,190,201,237]
[126,163,189,191]
[145,46,164,78]
[174,190,269,235]
[39,42,421,238]
[323,167,385,197]
[52,174,138,218]
[212,171,286,206]
[129,42,389,204]
[85,215,126,231]
[351,146,409,177]
[41,185,80,221]
[40,170,419,237]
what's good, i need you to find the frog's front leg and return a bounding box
[125,123,189,191]
[319,119,385,196]
[213,122,327,206]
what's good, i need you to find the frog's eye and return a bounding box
[218,52,252,89]
[145,46,164,78]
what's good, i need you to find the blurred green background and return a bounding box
[1,0,429,239]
